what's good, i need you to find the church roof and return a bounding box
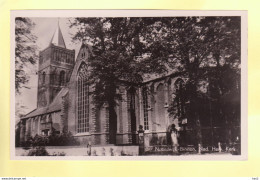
[49,22,66,48]
[21,88,68,119]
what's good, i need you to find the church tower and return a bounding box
[37,22,75,108]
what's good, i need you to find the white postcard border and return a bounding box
[10,10,248,161]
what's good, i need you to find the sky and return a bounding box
[16,17,82,117]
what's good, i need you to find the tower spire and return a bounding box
[50,18,66,48]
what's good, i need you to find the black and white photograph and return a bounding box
[11,10,247,159]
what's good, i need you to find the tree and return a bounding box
[70,17,241,146]
[202,17,241,146]
[15,17,38,94]
[146,17,241,146]
[70,17,167,143]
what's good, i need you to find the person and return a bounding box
[170,124,179,153]
[86,142,91,156]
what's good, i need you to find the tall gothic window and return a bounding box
[127,87,137,144]
[54,51,57,61]
[42,72,46,84]
[59,71,65,86]
[81,52,85,59]
[77,63,89,133]
[128,88,135,110]
[156,84,166,129]
[142,87,149,130]
[175,79,185,118]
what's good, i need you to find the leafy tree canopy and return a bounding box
[15,17,38,94]
[71,17,241,144]
[71,17,169,107]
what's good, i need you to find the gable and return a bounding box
[75,43,92,63]
[69,43,92,83]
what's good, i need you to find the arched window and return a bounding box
[127,87,137,144]
[66,54,68,63]
[42,72,46,84]
[175,79,185,118]
[81,52,85,58]
[77,63,89,133]
[128,87,135,110]
[156,84,165,129]
[39,55,43,64]
[54,51,57,61]
[59,71,65,86]
[142,87,149,130]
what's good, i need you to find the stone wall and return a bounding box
[15,145,139,156]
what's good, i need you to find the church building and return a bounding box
[18,23,230,148]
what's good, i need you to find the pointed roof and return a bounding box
[50,21,66,48]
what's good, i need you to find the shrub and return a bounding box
[52,152,66,156]
[27,146,49,156]
[48,131,79,146]
[32,134,48,147]
[23,132,79,147]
